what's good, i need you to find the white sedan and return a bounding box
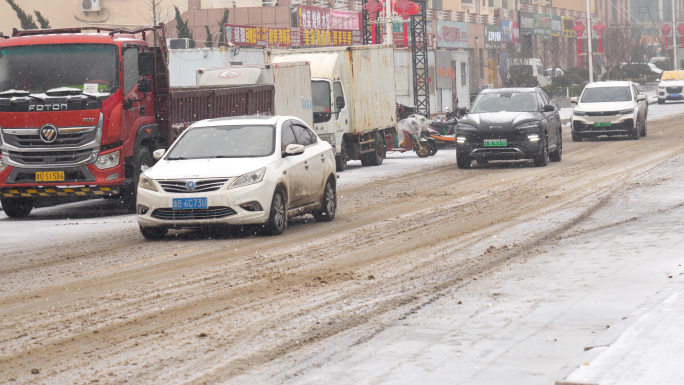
[136,116,337,239]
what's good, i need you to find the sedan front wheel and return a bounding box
[263,189,287,235]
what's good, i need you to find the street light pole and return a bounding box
[386,0,393,44]
[587,0,594,83]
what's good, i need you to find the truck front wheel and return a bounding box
[1,197,34,218]
[123,147,154,210]
[335,141,348,172]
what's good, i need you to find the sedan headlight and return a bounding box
[138,172,158,192]
[94,150,120,170]
[515,121,540,130]
[230,167,266,189]
[618,108,634,115]
[573,110,587,116]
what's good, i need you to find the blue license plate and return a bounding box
[671,93,680,98]
[172,197,208,210]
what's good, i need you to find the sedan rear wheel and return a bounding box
[313,178,336,222]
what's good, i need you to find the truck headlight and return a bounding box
[618,108,634,115]
[230,168,266,189]
[94,150,120,170]
[138,172,158,192]
[0,156,7,173]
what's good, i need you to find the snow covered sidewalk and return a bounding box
[558,273,684,385]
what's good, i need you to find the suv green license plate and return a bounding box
[594,122,612,127]
[484,139,507,147]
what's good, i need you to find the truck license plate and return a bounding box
[593,122,612,127]
[484,139,507,147]
[35,171,65,182]
[173,197,208,210]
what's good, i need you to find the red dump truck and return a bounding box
[0,25,274,217]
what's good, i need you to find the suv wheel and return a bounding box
[630,119,641,140]
[640,116,648,137]
[549,130,562,162]
[456,153,471,169]
[534,135,549,167]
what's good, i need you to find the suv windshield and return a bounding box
[471,92,538,113]
[0,44,118,94]
[166,125,276,160]
[581,86,632,103]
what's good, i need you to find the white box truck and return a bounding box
[195,62,314,126]
[267,45,397,171]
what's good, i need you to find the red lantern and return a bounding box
[678,23,684,48]
[362,0,382,44]
[663,24,672,49]
[592,20,606,54]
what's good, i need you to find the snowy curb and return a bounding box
[556,272,684,385]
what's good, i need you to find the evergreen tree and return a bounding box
[174,6,195,48]
[34,11,50,29]
[217,9,229,48]
[5,0,38,30]
[205,26,213,49]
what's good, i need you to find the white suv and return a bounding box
[570,81,647,141]
[657,71,684,104]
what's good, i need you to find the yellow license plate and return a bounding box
[36,171,65,182]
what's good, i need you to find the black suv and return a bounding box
[455,87,562,168]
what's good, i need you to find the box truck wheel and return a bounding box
[367,131,385,166]
[336,141,348,172]
[1,197,33,218]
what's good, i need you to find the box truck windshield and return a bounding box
[0,44,118,93]
[312,79,331,123]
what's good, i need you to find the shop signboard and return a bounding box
[551,15,562,37]
[298,6,331,29]
[225,24,361,47]
[485,24,502,49]
[330,9,361,30]
[435,50,453,89]
[519,12,534,35]
[562,16,576,38]
[436,20,468,48]
[533,13,551,36]
[500,20,519,43]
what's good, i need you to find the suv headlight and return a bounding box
[138,172,158,192]
[230,167,266,189]
[94,150,120,170]
[515,121,540,130]
[573,110,586,116]
[456,123,477,131]
[618,108,634,115]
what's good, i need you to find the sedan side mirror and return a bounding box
[283,143,305,157]
[153,149,166,160]
[543,104,555,112]
[570,97,578,105]
[636,95,646,102]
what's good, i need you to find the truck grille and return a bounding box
[151,207,237,220]
[2,127,97,148]
[666,86,683,93]
[7,149,95,165]
[158,179,229,193]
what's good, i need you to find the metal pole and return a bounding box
[587,0,594,83]
[386,0,393,44]
[674,0,678,70]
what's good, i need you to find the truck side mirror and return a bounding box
[137,79,152,93]
[336,96,345,110]
[138,51,155,77]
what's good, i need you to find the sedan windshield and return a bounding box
[580,87,632,103]
[471,92,538,113]
[166,125,275,160]
[0,44,118,94]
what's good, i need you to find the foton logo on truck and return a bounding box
[28,104,68,111]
